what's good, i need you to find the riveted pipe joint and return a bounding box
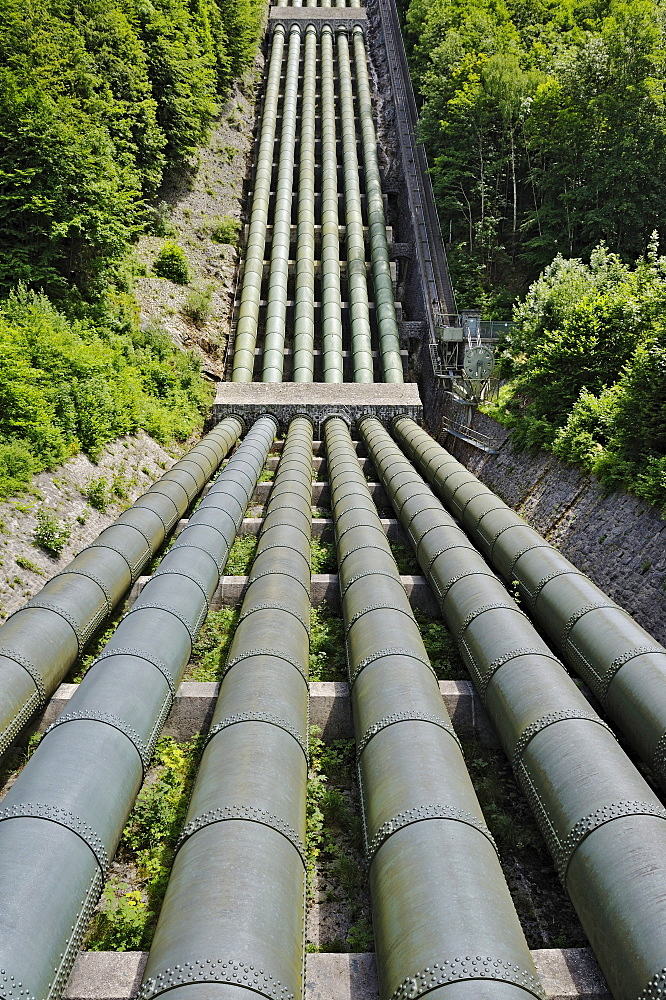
[362,416,666,1000]
[139,416,312,1000]
[0,416,243,761]
[325,416,543,1000]
[0,417,276,999]
[391,416,666,791]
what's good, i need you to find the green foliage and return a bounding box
[187,606,239,681]
[182,283,214,326]
[310,538,337,574]
[389,541,420,575]
[309,605,346,681]
[33,506,71,557]
[153,242,189,284]
[225,535,258,575]
[86,736,203,950]
[0,288,211,500]
[84,476,112,511]
[414,609,467,679]
[405,0,666,297]
[0,0,264,295]
[210,216,241,246]
[495,241,666,511]
[15,555,45,576]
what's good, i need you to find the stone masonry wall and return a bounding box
[436,397,666,646]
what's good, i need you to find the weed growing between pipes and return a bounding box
[307,727,372,953]
[388,539,420,575]
[84,735,203,951]
[414,609,467,680]
[225,534,258,574]
[311,538,336,574]
[309,605,346,681]
[461,739,587,949]
[64,620,123,684]
[185,606,240,681]
[0,730,42,802]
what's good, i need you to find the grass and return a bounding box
[15,555,45,576]
[185,607,240,681]
[309,605,346,681]
[84,736,203,950]
[389,540,420,576]
[462,739,587,948]
[225,535,258,575]
[307,728,372,952]
[414,609,467,680]
[311,538,336,574]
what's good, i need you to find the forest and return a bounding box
[0,0,264,498]
[400,0,666,510]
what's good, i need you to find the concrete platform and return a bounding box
[211,382,422,435]
[64,950,610,1000]
[33,679,497,746]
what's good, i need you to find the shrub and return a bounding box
[84,476,111,511]
[153,242,190,284]
[210,217,240,246]
[182,283,214,326]
[33,507,71,557]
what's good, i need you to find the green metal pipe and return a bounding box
[352,27,403,384]
[392,418,666,790]
[0,417,242,760]
[0,416,275,1000]
[321,25,344,382]
[292,26,317,382]
[324,416,544,1000]
[139,416,312,1000]
[361,415,666,1000]
[337,29,374,383]
[232,29,286,381]
[263,25,302,382]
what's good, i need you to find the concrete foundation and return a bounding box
[63,950,610,1000]
[211,382,422,436]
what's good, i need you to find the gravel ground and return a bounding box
[133,57,264,379]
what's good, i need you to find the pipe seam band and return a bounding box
[638,968,666,999]
[434,569,497,603]
[348,647,435,688]
[238,603,310,635]
[345,603,413,638]
[422,541,475,575]
[454,487,491,517]
[338,541,391,568]
[367,804,497,863]
[151,567,212,606]
[53,568,114,614]
[88,541,148,582]
[507,542,552,579]
[115,517,157,551]
[223,648,308,685]
[0,647,47,705]
[458,603,525,642]
[138,958,296,1000]
[123,602,205,643]
[254,541,311,567]
[389,957,545,1000]
[557,799,666,883]
[357,712,461,757]
[94,647,177,698]
[561,602,620,645]
[603,645,666,700]
[45,710,150,770]
[0,802,109,871]
[405,502,446,534]
[205,712,307,759]
[19,599,106,653]
[340,568,403,599]
[171,540,229,575]
[513,710,615,769]
[485,521,520,554]
[472,501,508,531]
[247,568,311,598]
[175,805,306,866]
[481,647,562,695]
[524,569,586,607]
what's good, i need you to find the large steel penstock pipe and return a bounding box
[361,415,666,1000]
[138,416,313,1000]
[392,417,666,790]
[0,416,242,759]
[325,416,544,1000]
[0,416,276,999]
